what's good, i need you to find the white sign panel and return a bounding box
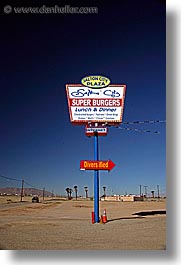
[66,84,126,124]
[85,124,108,136]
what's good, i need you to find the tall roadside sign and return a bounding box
[66,75,126,223]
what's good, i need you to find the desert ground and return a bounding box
[0,196,166,250]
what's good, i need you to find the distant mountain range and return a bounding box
[0,187,52,197]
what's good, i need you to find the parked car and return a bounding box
[32,196,39,203]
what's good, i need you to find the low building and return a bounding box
[101,195,144,202]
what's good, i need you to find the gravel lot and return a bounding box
[0,198,166,250]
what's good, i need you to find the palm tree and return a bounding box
[74,185,78,200]
[151,190,155,198]
[84,186,88,198]
[103,186,106,198]
[69,188,73,199]
[65,188,70,199]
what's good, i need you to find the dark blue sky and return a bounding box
[0,0,166,197]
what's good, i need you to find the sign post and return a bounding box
[66,75,126,224]
[94,132,99,223]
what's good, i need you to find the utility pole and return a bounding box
[20,179,24,202]
[43,187,45,201]
[139,185,142,197]
[144,185,148,198]
[157,185,160,199]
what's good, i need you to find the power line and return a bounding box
[24,180,38,189]
[116,127,160,134]
[0,175,43,192]
[112,119,165,134]
[24,180,45,192]
[0,175,21,182]
[121,120,166,125]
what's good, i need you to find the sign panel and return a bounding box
[66,84,126,125]
[80,160,116,171]
[85,124,108,137]
[81,75,111,88]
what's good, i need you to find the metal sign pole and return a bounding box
[94,132,99,223]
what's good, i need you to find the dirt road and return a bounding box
[0,199,166,250]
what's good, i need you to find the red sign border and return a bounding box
[66,84,126,125]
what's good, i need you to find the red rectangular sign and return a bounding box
[80,160,115,171]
